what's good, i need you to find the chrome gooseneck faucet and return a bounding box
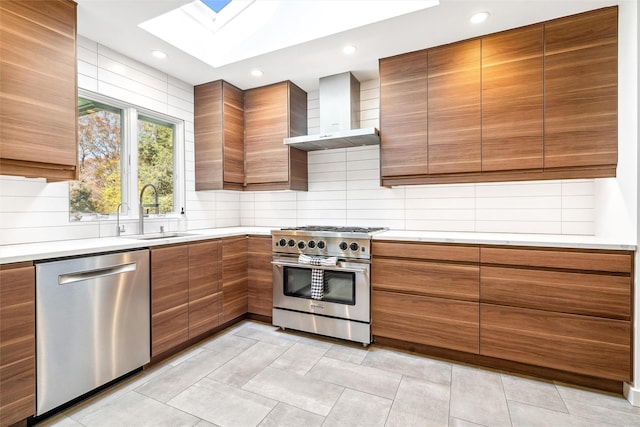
[139,183,159,235]
[116,201,129,236]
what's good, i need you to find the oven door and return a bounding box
[272,255,370,323]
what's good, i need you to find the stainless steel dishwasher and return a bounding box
[35,249,150,416]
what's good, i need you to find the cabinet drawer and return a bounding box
[480,247,632,273]
[481,266,631,319]
[373,258,479,301]
[480,304,631,381]
[372,290,479,353]
[373,241,479,263]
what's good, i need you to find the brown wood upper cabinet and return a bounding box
[0,0,78,182]
[194,80,245,191]
[481,24,543,172]
[0,263,35,426]
[428,39,481,174]
[379,50,428,177]
[380,6,617,186]
[544,7,617,171]
[244,81,308,191]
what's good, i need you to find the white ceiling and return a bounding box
[76,0,620,92]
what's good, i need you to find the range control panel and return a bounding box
[271,232,372,260]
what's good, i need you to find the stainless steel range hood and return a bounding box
[284,72,380,151]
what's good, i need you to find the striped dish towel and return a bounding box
[298,254,337,300]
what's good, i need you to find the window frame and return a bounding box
[75,89,185,221]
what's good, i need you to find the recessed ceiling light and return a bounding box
[470,11,490,24]
[343,45,357,55]
[251,69,263,77]
[151,50,167,59]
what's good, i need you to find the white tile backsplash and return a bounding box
[0,44,598,246]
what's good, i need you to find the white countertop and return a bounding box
[0,227,274,264]
[374,230,636,251]
[1,227,635,265]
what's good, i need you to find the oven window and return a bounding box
[283,267,356,305]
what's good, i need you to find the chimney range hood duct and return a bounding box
[284,72,380,151]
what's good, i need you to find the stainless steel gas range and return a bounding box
[271,226,387,346]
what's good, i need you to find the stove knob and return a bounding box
[278,238,287,247]
[308,240,316,248]
[339,241,348,251]
[298,240,306,250]
[287,239,296,247]
[350,242,359,251]
[317,241,326,249]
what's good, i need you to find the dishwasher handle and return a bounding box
[58,262,137,285]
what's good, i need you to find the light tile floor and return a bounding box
[38,320,640,427]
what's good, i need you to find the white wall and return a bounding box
[240,80,597,235]
[612,0,640,406]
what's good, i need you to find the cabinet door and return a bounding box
[0,0,77,181]
[194,81,244,191]
[222,237,248,324]
[482,24,543,172]
[151,246,189,357]
[372,290,479,353]
[480,304,630,381]
[0,265,35,426]
[244,82,291,185]
[194,80,224,190]
[544,7,617,169]
[379,50,428,177]
[244,81,307,190]
[428,40,481,174]
[223,82,245,187]
[188,240,221,338]
[248,236,273,317]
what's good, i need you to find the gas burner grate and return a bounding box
[281,226,387,233]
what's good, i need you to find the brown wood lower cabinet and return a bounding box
[222,236,248,324]
[0,263,36,426]
[248,236,273,317]
[480,303,631,381]
[151,245,189,357]
[188,240,221,338]
[371,240,633,385]
[372,290,479,353]
[372,241,480,354]
[151,240,221,357]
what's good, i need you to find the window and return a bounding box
[70,91,184,221]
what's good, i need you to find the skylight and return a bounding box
[139,0,440,68]
[201,0,232,13]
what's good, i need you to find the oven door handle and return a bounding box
[271,260,368,273]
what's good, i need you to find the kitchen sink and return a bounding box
[123,232,198,241]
